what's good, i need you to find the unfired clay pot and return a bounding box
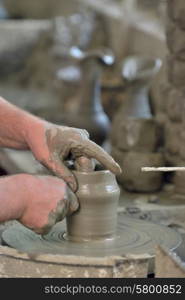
[111,56,163,192]
[111,56,162,150]
[174,171,185,195]
[111,148,164,192]
[61,47,113,145]
[66,170,120,241]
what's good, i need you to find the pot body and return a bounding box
[66,170,120,241]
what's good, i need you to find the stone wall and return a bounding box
[165,0,185,191]
[151,0,185,193]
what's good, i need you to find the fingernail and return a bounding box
[70,196,79,212]
[116,163,122,174]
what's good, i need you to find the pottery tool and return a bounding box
[142,167,185,172]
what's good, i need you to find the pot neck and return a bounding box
[123,81,152,118]
[73,170,116,186]
[79,60,103,113]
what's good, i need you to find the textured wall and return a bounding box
[163,0,185,192]
[150,0,185,193]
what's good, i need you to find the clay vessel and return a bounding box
[66,170,120,242]
[119,55,162,119]
[112,148,164,192]
[111,56,162,150]
[174,171,185,195]
[111,56,163,192]
[61,47,114,145]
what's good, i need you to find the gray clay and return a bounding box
[111,149,164,192]
[66,170,120,241]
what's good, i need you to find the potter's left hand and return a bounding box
[0,174,79,234]
[26,121,121,191]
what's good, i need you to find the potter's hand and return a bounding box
[26,122,122,191]
[0,175,79,235]
[0,97,121,191]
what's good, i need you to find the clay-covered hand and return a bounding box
[26,121,122,191]
[0,174,79,234]
[0,98,121,191]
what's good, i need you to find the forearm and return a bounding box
[0,174,26,223]
[0,96,45,149]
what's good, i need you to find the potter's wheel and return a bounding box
[2,215,181,259]
[2,170,182,274]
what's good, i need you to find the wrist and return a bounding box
[22,113,50,149]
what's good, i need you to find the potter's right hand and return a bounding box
[0,174,79,235]
[25,121,122,192]
[0,97,122,192]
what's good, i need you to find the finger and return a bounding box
[74,156,95,172]
[45,157,78,192]
[82,129,90,139]
[54,187,79,220]
[37,201,68,235]
[54,200,68,222]
[66,186,79,216]
[71,140,122,175]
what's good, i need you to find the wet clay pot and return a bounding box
[66,170,120,242]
